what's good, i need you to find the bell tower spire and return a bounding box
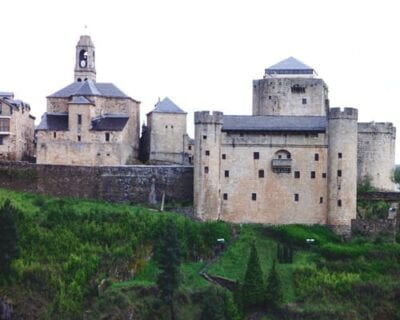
[74,34,96,82]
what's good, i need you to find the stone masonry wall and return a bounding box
[0,161,193,204]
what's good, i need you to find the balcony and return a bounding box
[271,158,292,173]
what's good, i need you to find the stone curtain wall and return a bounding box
[0,161,193,204]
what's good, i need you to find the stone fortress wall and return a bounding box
[0,161,193,204]
[357,122,396,191]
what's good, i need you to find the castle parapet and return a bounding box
[194,111,224,125]
[328,107,358,120]
[358,122,396,135]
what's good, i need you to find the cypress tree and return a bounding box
[0,199,19,277]
[156,219,181,320]
[265,260,283,308]
[242,242,264,311]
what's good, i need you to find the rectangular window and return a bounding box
[224,170,229,177]
[204,166,209,174]
[314,153,319,161]
[203,135,207,140]
[0,118,10,132]
[294,194,299,202]
[252,193,257,201]
[322,173,327,178]
[337,170,342,177]
[338,152,342,159]
[311,171,316,179]
[105,132,110,142]
[77,135,81,142]
[253,152,260,159]
[338,199,342,207]
[223,193,228,200]
[258,169,264,178]
[188,146,192,150]
[302,98,307,105]
[77,114,82,125]
[205,150,210,156]
[222,154,226,160]
[294,171,300,179]
[53,132,57,139]
[320,197,323,204]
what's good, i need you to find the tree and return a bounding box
[392,166,400,185]
[265,260,282,308]
[242,242,264,311]
[200,286,226,320]
[0,199,19,277]
[156,219,181,320]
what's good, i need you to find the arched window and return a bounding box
[274,149,291,160]
[272,149,292,173]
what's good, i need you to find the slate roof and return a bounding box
[91,114,129,131]
[48,80,129,98]
[151,97,185,114]
[222,115,327,132]
[265,57,314,75]
[70,96,93,105]
[36,112,69,131]
[0,92,14,98]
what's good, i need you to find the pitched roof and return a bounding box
[265,57,314,75]
[70,96,93,105]
[151,97,185,114]
[91,114,129,131]
[48,80,129,98]
[36,112,69,131]
[222,115,327,132]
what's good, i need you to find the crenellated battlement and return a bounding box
[194,111,224,125]
[358,122,396,135]
[328,107,358,120]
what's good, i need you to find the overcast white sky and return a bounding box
[1,0,400,160]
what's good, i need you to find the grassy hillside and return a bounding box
[1,188,400,319]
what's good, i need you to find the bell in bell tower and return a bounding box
[74,35,96,82]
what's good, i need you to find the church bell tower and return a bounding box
[74,35,96,82]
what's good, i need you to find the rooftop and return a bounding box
[265,57,316,76]
[222,115,327,133]
[151,97,185,114]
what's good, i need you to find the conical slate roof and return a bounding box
[152,97,185,114]
[265,57,314,75]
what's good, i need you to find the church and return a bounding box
[36,35,141,166]
[193,57,396,232]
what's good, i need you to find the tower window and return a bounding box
[188,146,192,150]
[203,135,207,140]
[258,169,264,178]
[225,170,229,177]
[222,154,226,159]
[205,150,210,156]
[252,193,257,201]
[77,78,82,82]
[77,135,81,142]
[223,193,228,200]
[294,194,299,202]
[291,85,306,93]
[77,114,82,125]
[204,166,209,174]
[338,152,342,159]
[337,170,342,177]
[253,152,260,159]
[53,132,57,139]
[311,171,316,179]
[105,132,110,142]
[320,197,323,204]
[302,98,307,105]
[322,173,327,178]
[338,199,342,207]
[294,171,300,179]
[314,153,319,161]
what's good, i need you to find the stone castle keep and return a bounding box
[1,36,396,232]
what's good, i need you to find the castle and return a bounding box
[1,36,396,232]
[193,57,396,231]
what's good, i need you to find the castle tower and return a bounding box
[194,111,223,220]
[252,57,329,117]
[327,108,358,233]
[74,35,96,82]
[357,122,396,191]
